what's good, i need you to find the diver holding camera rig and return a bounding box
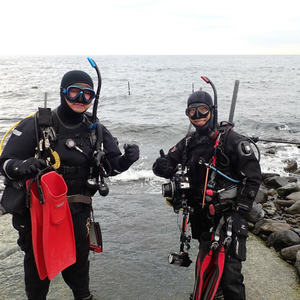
[153,77,262,300]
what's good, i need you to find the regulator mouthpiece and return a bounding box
[98,181,109,196]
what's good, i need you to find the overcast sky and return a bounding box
[1,0,300,55]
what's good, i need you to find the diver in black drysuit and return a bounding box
[153,91,262,300]
[0,70,139,300]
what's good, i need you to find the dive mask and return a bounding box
[185,103,210,120]
[62,85,96,104]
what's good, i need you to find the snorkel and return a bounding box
[87,57,102,124]
[86,57,110,196]
[201,76,218,132]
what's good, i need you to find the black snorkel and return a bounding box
[201,76,218,132]
[86,57,110,196]
[87,57,102,124]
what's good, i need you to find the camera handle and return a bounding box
[175,164,192,252]
[169,175,193,268]
[179,197,191,252]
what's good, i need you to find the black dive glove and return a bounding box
[152,149,173,179]
[119,144,140,171]
[124,144,140,163]
[4,158,47,180]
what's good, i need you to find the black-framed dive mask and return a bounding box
[185,103,211,120]
[62,85,96,104]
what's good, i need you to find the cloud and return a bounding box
[0,0,299,55]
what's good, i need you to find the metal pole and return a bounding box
[128,81,131,95]
[192,83,194,93]
[44,92,48,108]
[228,80,239,123]
[251,137,300,145]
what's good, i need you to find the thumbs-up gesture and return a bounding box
[152,149,171,178]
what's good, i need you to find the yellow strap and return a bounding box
[50,149,61,169]
[0,113,36,155]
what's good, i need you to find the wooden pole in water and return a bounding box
[192,83,194,93]
[44,92,48,108]
[228,80,239,123]
[128,81,131,95]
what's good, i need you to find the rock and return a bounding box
[262,173,280,181]
[277,183,300,198]
[262,201,277,217]
[281,214,300,227]
[267,188,277,196]
[280,244,300,261]
[255,186,268,203]
[283,159,298,173]
[295,250,300,277]
[264,176,297,189]
[286,191,300,201]
[260,233,269,241]
[285,201,300,215]
[253,219,291,235]
[295,169,300,175]
[266,230,300,251]
[293,228,300,235]
[266,148,276,155]
[246,202,265,223]
[275,199,295,207]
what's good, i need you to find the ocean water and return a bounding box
[0,55,300,299]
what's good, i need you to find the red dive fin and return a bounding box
[41,171,76,280]
[28,171,76,280]
[28,180,47,280]
[192,216,231,300]
[193,236,213,300]
[192,237,226,300]
[201,246,225,300]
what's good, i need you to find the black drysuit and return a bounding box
[153,128,262,300]
[0,107,133,300]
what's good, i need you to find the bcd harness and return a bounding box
[34,107,110,198]
[183,122,241,212]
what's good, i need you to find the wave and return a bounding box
[109,169,164,184]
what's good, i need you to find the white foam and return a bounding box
[109,168,165,183]
[260,144,300,176]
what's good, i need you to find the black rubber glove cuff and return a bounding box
[4,158,47,180]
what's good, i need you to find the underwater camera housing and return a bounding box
[162,165,192,267]
[162,164,190,211]
[168,251,192,267]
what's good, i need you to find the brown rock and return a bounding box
[285,201,300,215]
[266,230,300,251]
[267,188,277,196]
[280,244,300,261]
[283,159,298,173]
[295,250,300,277]
[277,183,300,198]
[275,199,296,207]
[253,219,291,235]
[286,191,300,201]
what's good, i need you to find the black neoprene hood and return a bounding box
[60,70,94,89]
[187,91,213,108]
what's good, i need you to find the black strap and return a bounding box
[38,107,52,127]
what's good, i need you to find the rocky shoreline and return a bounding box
[247,158,300,279]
